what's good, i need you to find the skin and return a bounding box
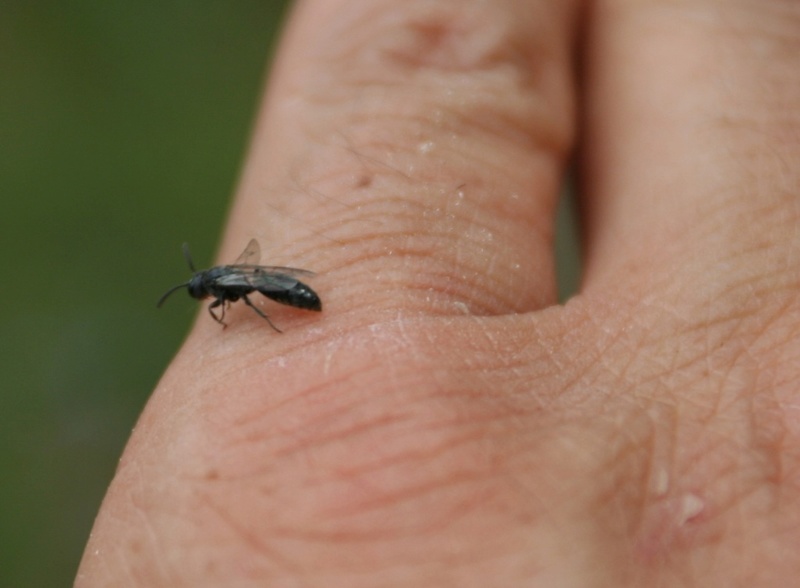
[78,0,800,586]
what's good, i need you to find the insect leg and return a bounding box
[208,298,228,327]
[242,294,282,333]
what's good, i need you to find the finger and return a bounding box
[581,1,800,295]
[222,0,580,328]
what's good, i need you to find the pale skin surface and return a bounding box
[78,0,800,585]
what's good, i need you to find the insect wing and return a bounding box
[232,238,261,265]
[215,266,315,292]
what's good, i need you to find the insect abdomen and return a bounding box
[260,284,322,311]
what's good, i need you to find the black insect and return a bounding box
[158,238,321,332]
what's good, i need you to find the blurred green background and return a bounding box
[0,1,579,584]
[1,1,291,584]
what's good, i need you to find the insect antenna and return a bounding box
[157,282,190,307]
[182,243,197,272]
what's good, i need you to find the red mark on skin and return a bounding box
[634,492,709,563]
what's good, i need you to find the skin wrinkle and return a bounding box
[275,152,555,315]
[222,395,403,463]
[296,105,541,179]
[273,408,420,463]
[106,468,150,587]
[113,466,175,586]
[306,1,569,97]
[318,186,551,250]
[576,218,800,576]
[261,528,516,588]
[685,434,759,515]
[276,4,572,212]
[212,452,520,580]
[640,402,680,515]
[367,7,539,73]
[703,338,755,420]
[199,494,302,578]
[132,465,173,585]
[560,306,666,406]
[617,326,741,416]
[316,467,498,530]
[266,371,515,471]
[619,269,791,363]
[329,425,502,486]
[262,144,556,286]
[522,304,622,405]
[236,6,572,326]
[744,371,790,500]
[332,133,416,182]
[624,413,662,535]
[465,326,542,395]
[691,196,800,269]
[217,373,384,451]
[603,320,654,396]
[198,333,452,467]
[538,297,795,567]
[181,322,584,576]
[339,251,538,315]
[290,37,569,158]
[711,267,798,310]
[602,446,660,567]
[289,125,555,230]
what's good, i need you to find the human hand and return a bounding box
[78,1,800,585]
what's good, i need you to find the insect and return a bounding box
[158,238,321,332]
